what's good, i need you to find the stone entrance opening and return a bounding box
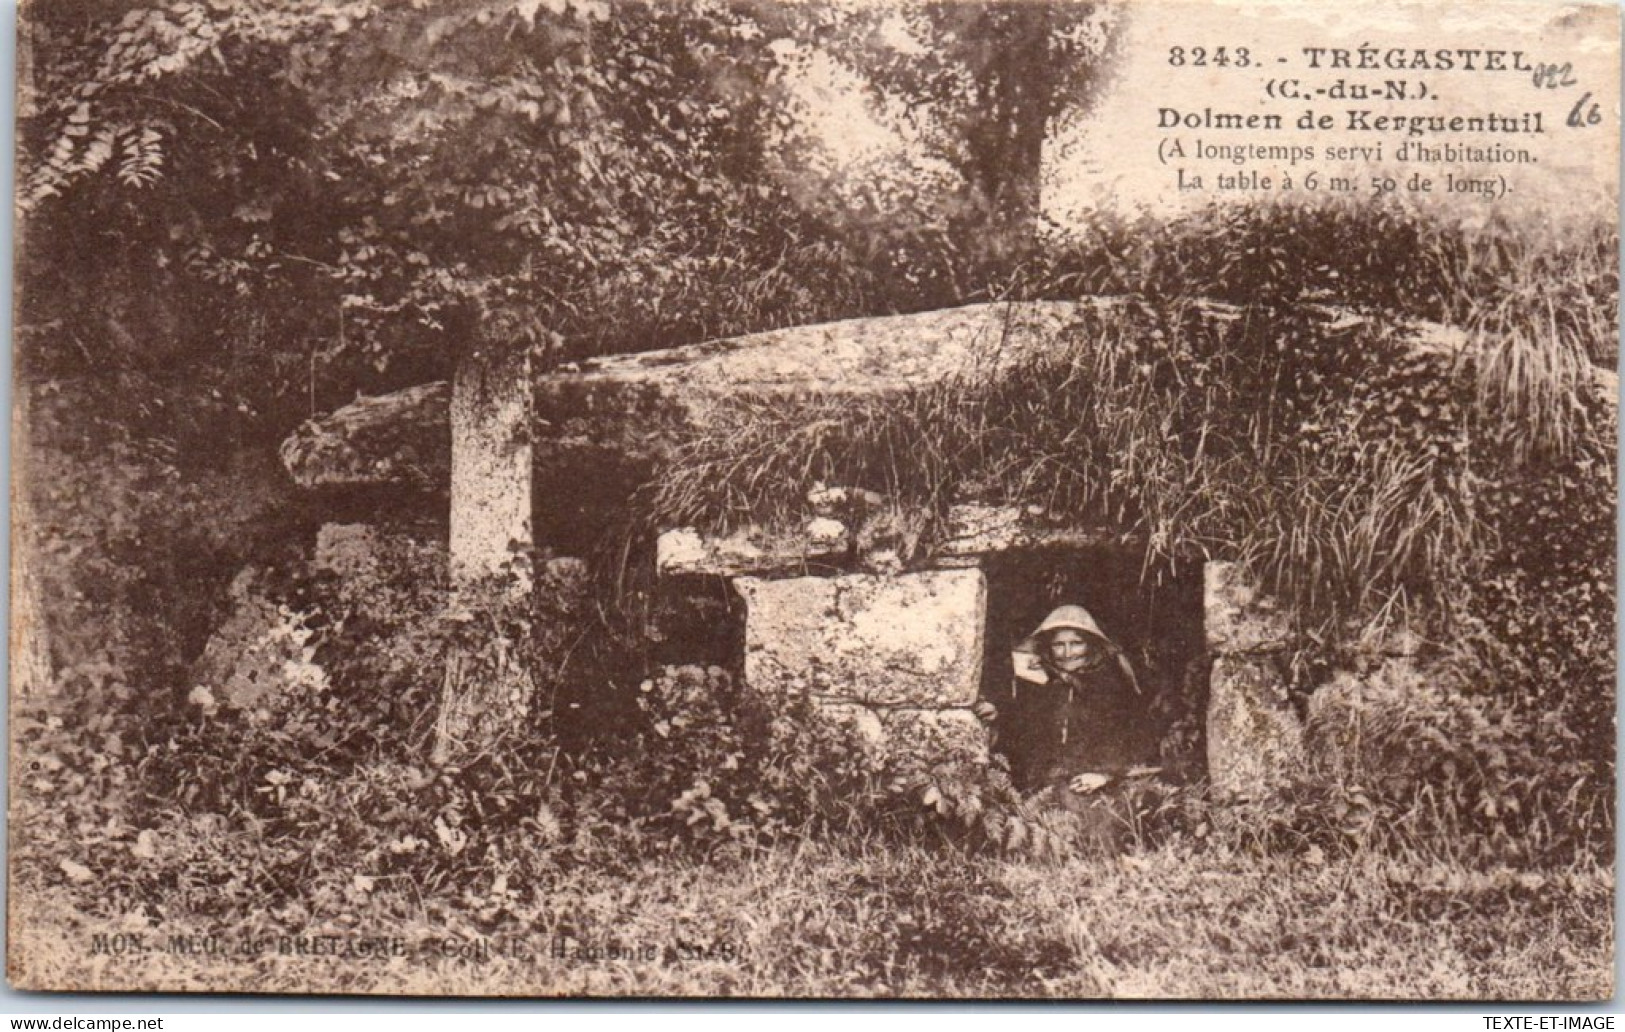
[979,546,1207,786]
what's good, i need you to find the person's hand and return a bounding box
[1069,772,1111,795]
[972,700,998,724]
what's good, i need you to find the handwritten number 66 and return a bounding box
[1567,92,1602,129]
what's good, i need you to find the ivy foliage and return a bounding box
[22,0,860,433]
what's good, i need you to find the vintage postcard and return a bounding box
[9,0,1618,999]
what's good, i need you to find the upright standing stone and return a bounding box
[449,343,534,592]
[1203,561,1303,799]
[438,342,536,763]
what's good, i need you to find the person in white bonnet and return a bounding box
[979,603,1160,797]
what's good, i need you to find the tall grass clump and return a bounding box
[1451,223,1618,463]
[1051,195,1616,458]
[650,298,1491,646]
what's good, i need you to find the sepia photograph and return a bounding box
[7,0,1619,1000]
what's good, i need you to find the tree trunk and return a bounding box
[963,3,1054,250]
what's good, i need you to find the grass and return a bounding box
[11,837,1612,998]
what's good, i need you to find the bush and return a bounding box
[111,505,1068,917]
[21,378,299,706]
[577,664,1068,858]
[1305,655,1611,866]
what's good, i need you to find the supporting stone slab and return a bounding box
[1203,560,1290,654]
[657,525,846,577]
[734,568,986,707]
[878,707,989,766]
[656,504,1135,578]
[1205,655,1305,799]
[439,343,537,765]
[314,523,379,580]
[1203,561,1304,799]
[936,503,1134,558]
[449,344,534,590]
[192,568,326,713]
[809,702,988,768]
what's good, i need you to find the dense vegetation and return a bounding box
[12,0,1615,997]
